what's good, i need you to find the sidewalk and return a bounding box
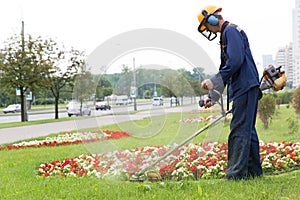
[0,105,197,145]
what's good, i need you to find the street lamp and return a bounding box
[132,58,137,111]
[21,21,28,121]
[154,78,157,97]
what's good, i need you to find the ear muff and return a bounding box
[201,10,219,26]
[207,15,219,26]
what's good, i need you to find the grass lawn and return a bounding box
[0,106,299,199]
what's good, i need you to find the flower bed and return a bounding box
[178,114,232,123]
[189,109,222,114]
[37,141,300,180]
[178,116,217,123]
[0,130,131,150]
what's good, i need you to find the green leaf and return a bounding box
[197,184,203,196]
[137,184,152,192]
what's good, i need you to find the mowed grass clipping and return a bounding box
[0,106,299,199]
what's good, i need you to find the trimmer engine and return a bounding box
[260,65,287,91]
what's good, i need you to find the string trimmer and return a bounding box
[129,64,286,182]
[129,90,229,182]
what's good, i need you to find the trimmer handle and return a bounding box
[198,89,226,116]
[199,99,212,107]
[199,99,204,107]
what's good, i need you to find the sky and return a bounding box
[0,0,295,74]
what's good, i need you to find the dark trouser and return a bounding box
[226,86,263,180]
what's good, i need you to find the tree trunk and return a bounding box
[54,95,59,119]
[20,88,28,122]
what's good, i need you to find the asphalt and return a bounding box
[0,105,197,145]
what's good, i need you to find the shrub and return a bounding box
[258,94,276,129]
[277,91,292,104]
[292,86,300,115]
[275,97,282,109]
[285,117,299,134]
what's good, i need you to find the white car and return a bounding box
[67,104,91,117]
[66,101,76,110]
[152,97,163,106]
[3,104,21,114]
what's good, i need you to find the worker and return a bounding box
[197,5,263,180]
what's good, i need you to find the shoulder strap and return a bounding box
[221,22,249,51]
[220,22,249,111]
[220,21,230,50]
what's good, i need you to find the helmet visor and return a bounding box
[198,25,217,41]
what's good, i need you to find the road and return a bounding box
[0,100,200,145]
[0,98,197,123]
[0,102,150,123]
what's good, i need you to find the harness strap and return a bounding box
[220,21,249,62]
[220,21,249,111]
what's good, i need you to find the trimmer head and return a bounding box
[146,171,162,182]
[129,171,162,182]
[129,175,146,182]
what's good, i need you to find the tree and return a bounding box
[292,86,300,115]
[47,46,86,119]
[173,70,194,105]
[113,64,132,95]
[276,91,292,105]
[258,94,276,129]
[72,70,96,115]
[95,75,113,100]
[275,97,282,109]
[0,33,55,122]
[191,67,209,80]
[189,79,208,97]
[0,87,16,107]
[285,116,299,134]
[160,69,177,97]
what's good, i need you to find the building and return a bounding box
[262,55,274,68]
[292,0,300,88]
[275,43,293,88]
[293,57,300,88]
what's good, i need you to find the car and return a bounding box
[67,104,91,117]
[3,104,21,114]
[95,102,111,110]
[115,96,130,105]
[170,96,180,106]
[66,101,76,110]
[152,97,163,106]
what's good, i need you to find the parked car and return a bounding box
[67,104,91,117]
[115,95,131,105]
[3,104,21,114]
[95,102,111,110]
[152,97,163,106]
[66,101,76,110]
[170,96,180,106]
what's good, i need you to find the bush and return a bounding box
[277,91,292,104]
[286,117,299,134]
[292,87,300,115]
[275,97,282,109]
[258,94,276,129]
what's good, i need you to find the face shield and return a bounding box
[198,24,218,41]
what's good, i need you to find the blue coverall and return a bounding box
[210,21,263,180]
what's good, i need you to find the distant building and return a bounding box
[293,0,300,88]
[275,43,293,88]
[293,56,300,88]
[262,55,274,68]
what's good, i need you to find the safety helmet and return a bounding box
[197,5,222,41]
